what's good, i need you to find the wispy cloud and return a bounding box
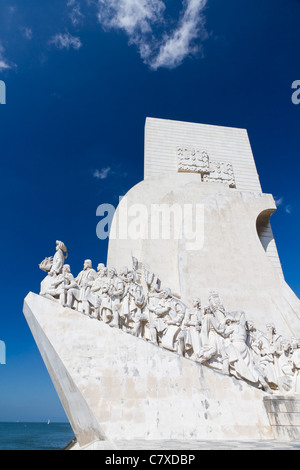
[22,27,33,40]
[49,31,82,50]
[0,44,13,71]
[93,167,111,180]
[285,205,292,214]
[97,0,165,35]
[0,60,11,71]
[67,0,84,27]
[96,0,208,70]
[149,0,208,70]
[0,1,208,72]
[275,196,284,207]
[275,196,292,215]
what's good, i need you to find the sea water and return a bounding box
[0,422,75,450]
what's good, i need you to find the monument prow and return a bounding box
[23,292,275,445]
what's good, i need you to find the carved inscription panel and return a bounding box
[177,146,236,188]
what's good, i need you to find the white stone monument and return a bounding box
[108,118,300,338]
[23,118,300,449]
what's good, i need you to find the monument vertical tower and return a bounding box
[108,117,300,337]
[144,117,283,277]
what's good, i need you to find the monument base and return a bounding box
[264,396,300,440]
[22,292,283,447]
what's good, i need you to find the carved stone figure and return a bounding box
[178,297,202,358]
[222,311,271,392]
[145,287,184,350]
[128,281,147,338]
[276,340,296,392]
[245,319,265,349]
[118,267,145,332]
[51,241,68,275]
[245,320,278,387]
[41,264,76,306]
[251,338,278,388]
[39,240,67,274]
[39,241,68,297]
[209,291,226,324]
[144,267,161,294]
[95,282,113,326]
[198,305,228,372]
[160,289,186,352]
[118,267,132,328]
[66,259,97,314]
[265,323,283,356]
[147,289,172,346]
[107,267,125,328]
[291,338,300,371]
[87,263,109,319]
[96,263,108,280]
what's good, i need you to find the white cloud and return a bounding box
[275,196,292,215]
[2,0,207,70]
[67,0,84,26]
[93,167,111,180]
[275,196,284,207]
[0,60,11,71]
[49,31,82,50]
[0,44,12,71]
[285,204,292,215]
[22,27,33,40]
[20,27,32,41]
[149,0,207,70]
[96,0,208,69]
[97,0,165,36]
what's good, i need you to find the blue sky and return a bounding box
[0,0,299,422]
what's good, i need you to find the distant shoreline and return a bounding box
[0,421,70,424]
